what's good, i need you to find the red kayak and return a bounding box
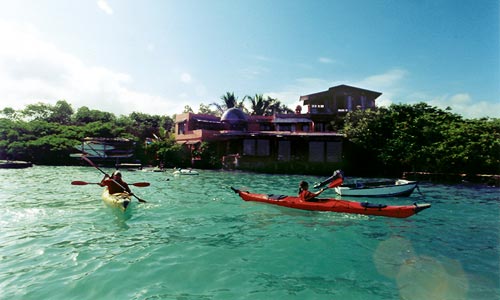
[231,187,430,218]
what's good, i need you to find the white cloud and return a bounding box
[180,72,192,83]
[355,69,408,91]
[97,0,114,15]
[268,70,405,112]
[265,68,499,119]
[351,69,408,108]
[318,57,335,64]
[428,93,500,119]
[264,77,336,111]
[0,20,184,116]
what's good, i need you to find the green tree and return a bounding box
[128,112,163,140]
[183,105,194,113]
[198,103,218,115]
[343,102,499,176]
[48,100,74,124]
[73,106,116,124]
[1,107,18,120]
[247,94,293,116]
[21,102,54,121]
[210,92,246,116]
[153,136,191,167]
[191,142,221,168]
[247,94,270,115]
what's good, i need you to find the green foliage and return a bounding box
[2,100,497,176]
[74,106,116,124]
[183,105,194,113]
[192,142,222,169]
[343,103,499,175]
[49,100,74,124]
[247,94,293,116]
[0,102,179,165]
[204,91,293,116]
[1,107,18,119]
[144,136,191,167]
[198,103,218,115]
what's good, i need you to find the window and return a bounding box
[278,141,291,161]
[243,139,255,155]
[177,122,185,135]
[309,141,324,162]
[314,123,325,132]
[259,123,273,131]
[277,124,292,131]
[256,140,270,156]
[326,142,342,162]
[243,139,270,156]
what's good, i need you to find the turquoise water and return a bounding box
[0,166,498,300]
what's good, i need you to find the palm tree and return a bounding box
[247,94,293,116]
[248,94,271,116]
[210,92,246,116]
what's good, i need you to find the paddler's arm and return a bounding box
[308,188,326,201]
[122,182,133,194]
[99,175,110,187]
[314,188,326,197]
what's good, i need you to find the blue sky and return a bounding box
[0,0,498,118]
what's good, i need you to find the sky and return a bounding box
[0,0,498,119]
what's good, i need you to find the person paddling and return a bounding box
[298,180,325,202]
[100,170,133,195]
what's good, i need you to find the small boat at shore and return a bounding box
[173,168,199,175]
[0,160,32,169]
[142,166,166,172]
[333,179,418,197]
[314,170,419,197]
[230,187,430,218]
[101,188,131,211]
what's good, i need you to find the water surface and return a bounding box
[0,166,498,299]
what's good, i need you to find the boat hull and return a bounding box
[231,187,430,218]
[0,160,32,169]
[101,188,131,211]
[173,169,199,175]
[334,180,418,197]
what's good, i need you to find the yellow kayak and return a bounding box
[101,188,132,211]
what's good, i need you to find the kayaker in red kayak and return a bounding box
[298,181,325,202]
[100,170,133,195]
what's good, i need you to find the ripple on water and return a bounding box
[0,167,498,300]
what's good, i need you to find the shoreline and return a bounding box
[403,171,500,187]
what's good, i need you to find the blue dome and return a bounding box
[221,108,248,123]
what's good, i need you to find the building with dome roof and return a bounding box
[174,84,381,174]
[220,108,248,131]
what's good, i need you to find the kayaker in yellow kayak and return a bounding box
[100,170,133,195]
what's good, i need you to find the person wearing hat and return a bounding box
[100,170,133,195]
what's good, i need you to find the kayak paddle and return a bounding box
[81,156,148,203]
[313,170,344,189]
[71,180,150,187]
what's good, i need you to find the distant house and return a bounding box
[300,84,382,132]
[174,84,381,174]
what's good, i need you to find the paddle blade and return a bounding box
[328,177,343,188]
[132,182,150,187]
[71,181,91,185]
[314,170,344,189]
